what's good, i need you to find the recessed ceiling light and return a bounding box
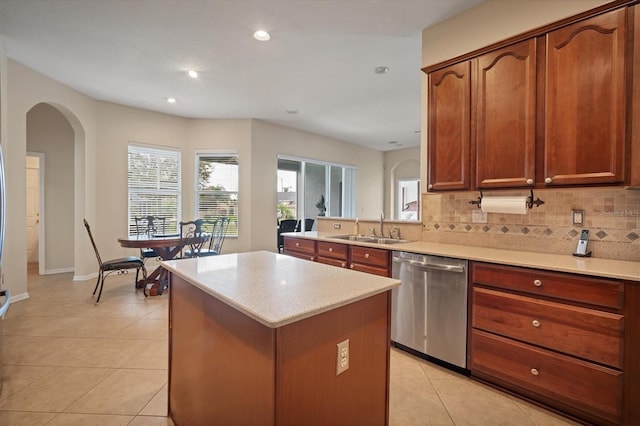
[388,140,398,144]
[286,109,299,114]
[375,66,389,74]
[187,70,198,78]
[167,97,176,104]
[253,30,271,41]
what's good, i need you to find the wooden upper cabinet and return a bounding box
[427,61,471,191]
[544,9,627,186]
[475,39,537,188]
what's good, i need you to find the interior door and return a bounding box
[26,156,40,263]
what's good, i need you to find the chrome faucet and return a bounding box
[380,211,384,238]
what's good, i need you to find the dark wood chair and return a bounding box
[133,215,167,262]
[179,219,207,258]
[277,219,298,253]
[198,217,231,257]
[84,219,147,304]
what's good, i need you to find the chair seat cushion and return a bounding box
[141,249,158,258]
[103,256,144,271]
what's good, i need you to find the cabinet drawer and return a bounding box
[473,287,623,368]
[472,262,623,310]
[317,241,348,260]
[471,329,622,425]
[317,256,347,268]
[349,246,389,269]
[283,237,316,256]
[349,263,389,277]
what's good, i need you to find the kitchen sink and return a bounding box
[328,235,412,244]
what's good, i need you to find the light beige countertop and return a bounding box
[285,232,640,282]
[161,251,401,328]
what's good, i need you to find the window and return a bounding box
[128,144,181,236]
[277,156,356,225]
[196,152,239,237]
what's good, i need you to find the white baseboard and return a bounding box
[73,272,98,281]
[9,292,30,304]
[44,267,75,275]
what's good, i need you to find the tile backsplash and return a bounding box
[422,187,640,262]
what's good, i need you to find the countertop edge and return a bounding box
[283,232,640,282]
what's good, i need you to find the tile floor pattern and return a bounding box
[0,264,580,425]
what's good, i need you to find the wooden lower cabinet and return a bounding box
[349,246,390,277]
[316,241,348,268]
[471,330,623,425]
[283,237,316,261]
[469,262,630,425]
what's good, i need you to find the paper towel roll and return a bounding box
[480,196,528,214]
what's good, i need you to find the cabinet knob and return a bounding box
[295,242,300,247]
[350,264,354,269]
[533,279,542,287]
[341,262,346,268]
[530,368,539,376]
[309,256,315,261]
[545,177,552,184]
[329,247,333,252]
[532,320,541,328]
[364,253,370,259]
[428,184,433,190]
[526,178,534,185]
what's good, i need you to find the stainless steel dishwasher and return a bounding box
[391,251,468,369]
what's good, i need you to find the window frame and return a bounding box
[195,150,239,238]
[127,143,182,236]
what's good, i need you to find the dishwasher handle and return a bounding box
[392,256,466,273]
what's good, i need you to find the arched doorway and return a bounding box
[25,103,77,275]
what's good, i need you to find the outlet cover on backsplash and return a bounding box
[421,187,640,262]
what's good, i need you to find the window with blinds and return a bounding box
[128,144,181,236]
[196,152,238,237]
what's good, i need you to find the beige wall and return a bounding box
[383,146,420,220]
[26,103,74,272]
[4,58,98,301]
[1,51,385,300]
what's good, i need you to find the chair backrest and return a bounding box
[278,219,298,233]
[83,219,104,268]
[134,215,166,236]
[179,219,205,257]
[202,217,231,254]
[295,218,315,232]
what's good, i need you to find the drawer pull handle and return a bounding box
[295,242,300,247]
[365,253,370,259]
[545,177,552,184]
[532,320,541,328]
[533,279,542,287]
[329,247,333,252]
[341,262,346,268]
[530,368,539,376]
[350,264,354,269]
[526,178,533,185]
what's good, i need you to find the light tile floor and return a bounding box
[0,264,579,425]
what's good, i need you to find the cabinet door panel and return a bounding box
[476,39,536,188]
[428,62,471,191]
[544,9,626,185]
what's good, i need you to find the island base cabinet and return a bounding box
[470,330,623,425]
[169,274,391,426]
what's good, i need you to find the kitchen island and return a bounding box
[161,251,401,425]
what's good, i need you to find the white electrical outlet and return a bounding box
[336,339,349,375]
[333,223,341,229]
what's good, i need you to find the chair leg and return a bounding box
[95,272,105,304]
[135,268,140,289]
[92,272,101,297]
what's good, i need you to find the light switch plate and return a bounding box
[572,209,584,226]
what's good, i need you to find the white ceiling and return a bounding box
[0,0,481,151]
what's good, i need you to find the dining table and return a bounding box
[117,234,205,296]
